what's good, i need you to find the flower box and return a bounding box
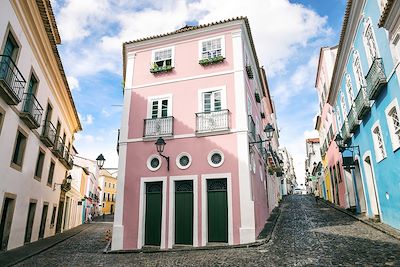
[255,92,261,103]
[150,64,173,73]
[246,65,254,79]
[199,55,225,66]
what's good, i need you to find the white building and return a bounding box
[0,0,81,250]
[278,147,297,195]
[305,138,321,194]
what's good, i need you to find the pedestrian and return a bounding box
[88,213,92,223]
[314,188,320,203]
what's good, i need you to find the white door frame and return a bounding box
[168,175,198,248]
[201,173,233,246]
[362,151,382,218]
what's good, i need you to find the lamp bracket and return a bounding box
[159,153,170,171]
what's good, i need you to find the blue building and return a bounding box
[327,0,400,230]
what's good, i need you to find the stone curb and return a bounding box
[320,198,400,241]
[0,224,91,267]
[104,205,281,254]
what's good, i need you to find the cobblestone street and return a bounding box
[15,195,400,266]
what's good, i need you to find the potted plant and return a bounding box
[246,65,254,79]
[255,92,261,103]
[150,62,173,73]
[199,55,225,66]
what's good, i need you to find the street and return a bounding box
[16,195,400,266]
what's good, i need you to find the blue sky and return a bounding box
[52,0,346,182]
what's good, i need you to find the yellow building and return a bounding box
[100,170,117,215]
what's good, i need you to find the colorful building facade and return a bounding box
[113,17,283,250]
[100,170,117,215]
[328,0,400,230]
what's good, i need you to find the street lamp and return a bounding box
[334,134,345,152]
[264,123,275,141]
[155,137,170,171]
[53,175,72,191]
[96,154,105,169]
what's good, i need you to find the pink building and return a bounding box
[112,17,281,251]
[315,46,357,209]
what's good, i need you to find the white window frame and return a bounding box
[175,152,192,170]
[146,154,162,171]
[198,35,226,60]
[340,91,348,117]
[207,149,225,168]
[147,94,172,118]
[336,105,342,127]
[197,86,227,112]
[385,98,400,151]
[352,50,365,92]
[345,73,355,107]
[371,121,387,162]
[363,17,380,67]
[151,46,175,68]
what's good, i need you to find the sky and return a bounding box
[51,0,346,184]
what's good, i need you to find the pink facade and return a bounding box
[113,18,280,251]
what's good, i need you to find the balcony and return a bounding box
[40,121,57,147]
[19,93,43,129]
[196,110,229,134]
[60,146,74,170]
[354,86,370,119]
[52,137,65,158]
[248,115,256,141]
[365,58,387,100]
[347,106,359,133]
[0,55,26,105]
[341,120,351,143]
[143,116,174,138]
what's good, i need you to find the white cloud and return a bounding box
[67,76,80,91]
[304,130,319,139]
[79,113,94,126]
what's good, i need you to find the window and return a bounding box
[11,128,28,170]
[340,91,348,117]
[393,33,400,62]
[385,99,400,151]
[336,105,342,127]
[2,32,19,60]
[113,184,115,189]
[103,192,106,199]
[45,160,54,186]
[152,47,174,68]
[112,194,115,201]
[109,183,111,188]
[148,95,172,118]
[345,74,355,106]
[247,95,252,115]
[34,150,45,180]
[0,106,5,136]
[176,152,192,170]
[147,154,162,171]
[364,18,379,66]
[208,150,224,167]
[203,90,221,112]
[371,122,386,162]
[352,50,365,91]
[107,193,110,201]
[200,37,224,59]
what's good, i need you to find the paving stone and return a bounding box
[15,195,400,266]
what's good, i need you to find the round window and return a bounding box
[208,150,224,167]
[176,152,192,170]
[147,155,162,171]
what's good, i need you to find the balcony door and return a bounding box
[151,99,169,119]
[0,33,18,80]
[202,90,221,112]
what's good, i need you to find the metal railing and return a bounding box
[143,116,174,137]
[0,55,26,104]
[41,121,57,146]
[257,134,263,152]
[341,119,351,143]
[365,58,387,100]
[62,146,74,169]
[347,105,359,133]
[53,136,65,157]
[21,92,43,128]
[248,115,256,140]
[354,86,370,119]
[196,110,229,133]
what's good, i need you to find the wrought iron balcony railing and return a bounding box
[248,115,256,141]
[196,110,229,134]
[365,58,387,100]
[0,55,26,105]
[40,121,57,147]
[347,105,359,133]
[60,146,74,170]
[354,86,370,120]
[52,136,65,158]
[341,119,351,143]
[143,116,174,137]
[19,93,43,129]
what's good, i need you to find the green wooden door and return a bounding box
[207,179,228,243]
[144,182,162,246]
[175,180,193,245]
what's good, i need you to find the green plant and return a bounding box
[255,92,261,103]
[246,65,254,79]
[150,63,173,73]
[199,55,225,66]
[260,112,265,118]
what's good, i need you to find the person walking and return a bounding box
[314,188,320,203]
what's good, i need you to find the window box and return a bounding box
[255,92,261,103]
[260,112,265,119]
[150,64,173,74]
[246,65,254,79]
[199,55,225,66]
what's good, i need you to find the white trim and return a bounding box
[201,173,233,246]
[168,175,198,248]
[198,35,226,60]
[197,86,227,112]
[175,152,192,170]
[137,176,167,249]
[363,17,380,68]
[147,154,162,171]
[151,46,175,67]
[354,154,369,213]
[362,151,382,219]
[147,94,173,118]
[384,98,400,151]
[370,120,386,162]
[207,150,225,168]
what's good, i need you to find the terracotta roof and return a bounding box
[378,0,395,27]
[306,138,320,143]
[123,17,263,88]
[36,0,82,131]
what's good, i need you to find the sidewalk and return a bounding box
[0,223,90,267]
[320,198,400,241]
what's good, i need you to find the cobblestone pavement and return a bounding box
[16,195,400,266]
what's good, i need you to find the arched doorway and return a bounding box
[363,155,380,218]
